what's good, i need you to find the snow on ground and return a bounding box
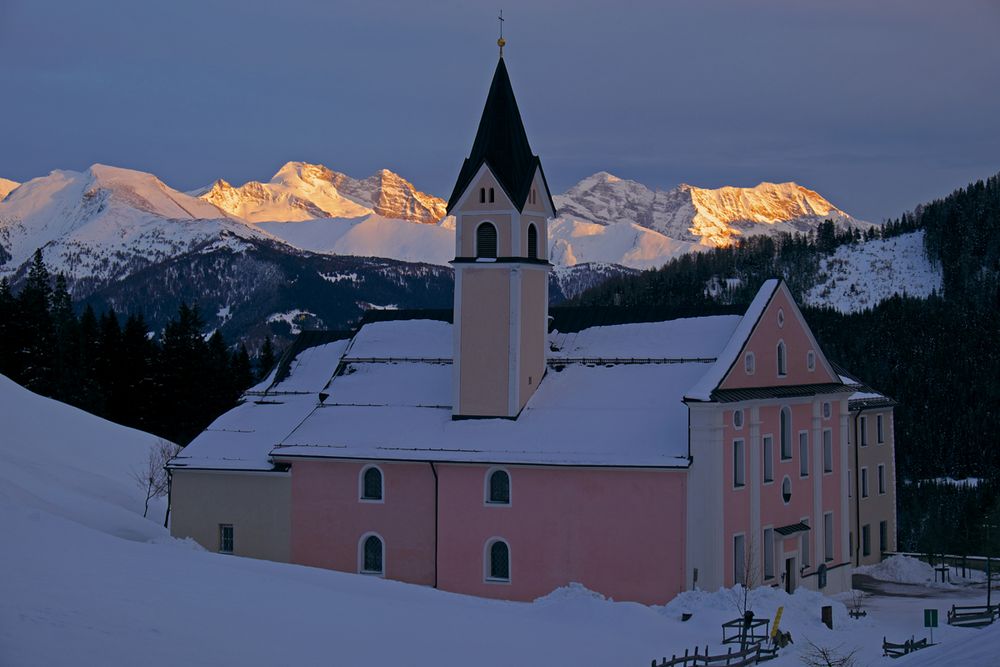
[804,231,942,313]
[856,555,986,586]
[266,309,317,335]
[2,374,997,666]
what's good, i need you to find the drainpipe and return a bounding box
[429,461,439,589]
[164,468,173,530]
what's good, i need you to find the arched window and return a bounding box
[776,341,787,376]
[486,539,510,581]
[527,223,538,260]
[807,350,816,372]
[488,187,495,203]
[486,469,510,504]
[476,222,498,259]
[479,187,486,204]
[360,465,383,501]
[360,534,384,575]
[745,352,755,375]
[780,407,792,459]
[781,476,792,504]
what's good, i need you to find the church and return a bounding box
[167,47,896,604]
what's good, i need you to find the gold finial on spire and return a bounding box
[497,10,505,57]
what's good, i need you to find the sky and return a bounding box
[1,0,998,222]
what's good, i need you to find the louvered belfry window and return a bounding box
[476,222,498,258]
[527,224,538,259]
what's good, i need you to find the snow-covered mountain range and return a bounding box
[554,172,870,247]
[0,177,18,201]
[0,160,901,340]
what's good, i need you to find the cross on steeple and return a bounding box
[497,10,506,57]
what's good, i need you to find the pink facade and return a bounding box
[289,460,436,586]
[287,459,687,605]
[436,465,687,604]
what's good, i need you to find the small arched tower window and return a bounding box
[488,187,495,203]
[486,539,510,581]
[776,341,787,377]
[476,222,498,259]
[479,187,486,204]
[361,465,383,501]
[527,223,538,260]
[487,469,510,504]
[360,534,384,574]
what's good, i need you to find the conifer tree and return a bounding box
[258,335,276,381]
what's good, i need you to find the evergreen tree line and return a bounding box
[897,479,1000,557]
[0,251,279,445]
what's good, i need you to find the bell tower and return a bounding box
[446,47,555,419]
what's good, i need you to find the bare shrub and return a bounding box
[132,439,180,518]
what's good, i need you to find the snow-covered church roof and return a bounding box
[171,310,755,471]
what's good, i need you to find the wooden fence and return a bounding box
[946,604,999,628]
[651,641,777,667]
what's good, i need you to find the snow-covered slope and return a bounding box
[803,231,941,313]
[549,216,703,269]
[200,162,446,225]
[1,373,994,666]
[555,172,872,248]
[0,374,172,539]
[0,164,276,286]
[0,177,18,201]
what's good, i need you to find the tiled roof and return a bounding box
[707,383,853,403]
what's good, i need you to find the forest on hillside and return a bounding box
[0,251,276,445]
[574,172,1000,555]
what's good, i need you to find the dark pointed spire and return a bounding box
[446,58,554,214]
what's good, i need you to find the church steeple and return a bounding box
[448,52,553,419]
[446,58,555,216]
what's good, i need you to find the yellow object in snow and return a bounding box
[771,606,785,638]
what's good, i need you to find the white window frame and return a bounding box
[860,415,869,446]
[776,340,787,377]
[823,428,833,474]
[823,401,831,420]
[762,434,774,484]
[219,523,234,554]
[745,352,755,375]
[879,520,888,553]
[733,439,746,488]
[526,223,539,259]
[359,464,385,503]
[877,463,886,495]
[799,430,809,477]
[824,512,834,562]
[777,308,785,328]
[861,467,869,498]
[484,467,512,506]
[484,537,511,584]
[806,350,816,372]
[877,414,885,444]
[781,476,792,504]
[358,532,386,576]
[733,409,744,430]
[862,524,871,557]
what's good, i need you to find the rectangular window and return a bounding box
[763,435,774,483]
[734,534,746,585]
[877,414,884,443]
[878,464,886,495]
[733,439,745,488]
[861,467,869,498]
[801,518,810,568]
[860,416,868,446]
[763,528,775,579]
[823,429,833,473]
[799,431,809,477]
[862,524,871,557]
[880,520,888,553]
[824,512,834,562]
[219,524,234,554]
